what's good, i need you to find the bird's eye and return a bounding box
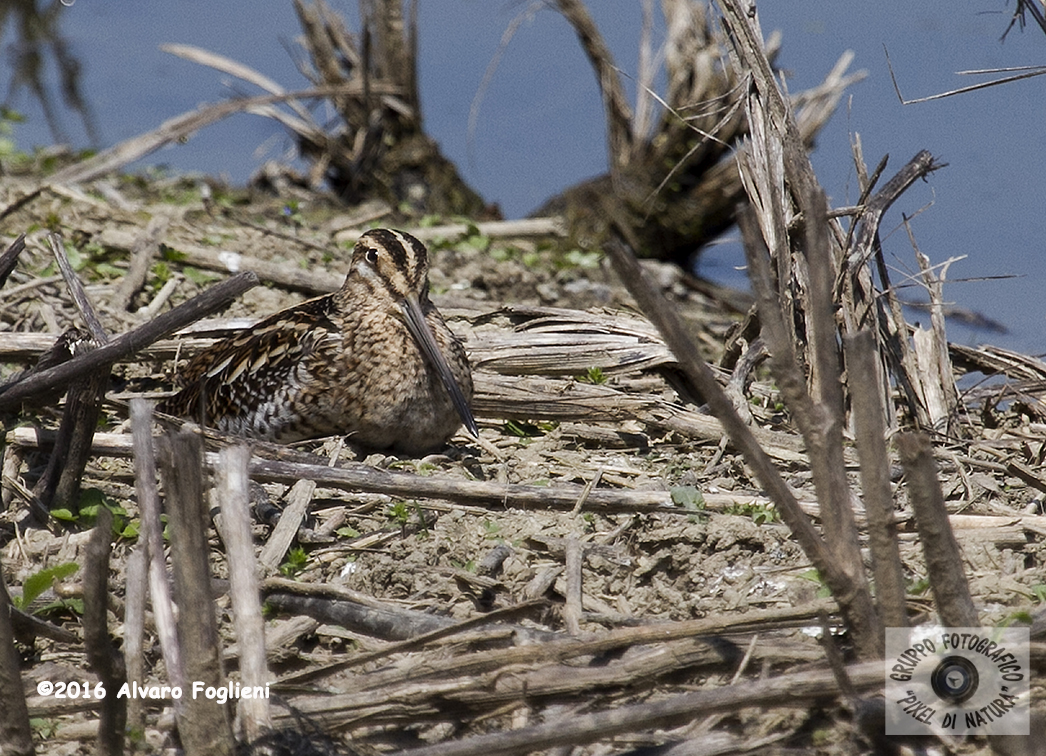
[365,248,378,265]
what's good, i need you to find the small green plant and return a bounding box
[502,419,555,438]
[798,568,832,599]
[520,250,542,268]
[30,718,59,739]
[386,501,412,526]
[907,577,931,596]
[999,610,1035,626]
[456,223,490,253]
[149,260,173,294]
[578,366,608,385]
[336,525,360,539]
[160,244,187,263]
[279,547,309,577]
[489,245,516,263]
[282,200,303,227]
[555,249,602,270]
[724,501,780,525]
[13,563,80,614]
[50,488,138,539]
[181,266,220,285]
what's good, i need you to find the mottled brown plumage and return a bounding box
[159,229,476,454]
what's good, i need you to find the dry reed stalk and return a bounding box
[82,506,126,756]
[217,445,272,741]
[844,330,909,629]
[121,548,148,735]
[372,660,885,756]
[129,400,185,699]
[0,271,258,408]
[159,430,235,755]
[896,432,979,628]
[0,554,34,756]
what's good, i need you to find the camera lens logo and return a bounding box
[885,627,1030,736]
[930,655,979,705]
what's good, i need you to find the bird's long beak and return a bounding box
[401,293,479,439]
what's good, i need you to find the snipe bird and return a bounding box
[159,228,477,454]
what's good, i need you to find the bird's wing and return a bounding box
[160,294,339,421]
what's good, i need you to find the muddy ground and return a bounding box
[1,171,1044,755]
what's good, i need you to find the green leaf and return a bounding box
[16,563,79,610]
[670,486,705,511]
[503,419,545,438]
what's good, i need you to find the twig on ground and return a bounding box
[382,660,885,756]
[0,271,258,409]
[110,215,170,313]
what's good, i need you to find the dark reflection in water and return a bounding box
[0,0,99,146]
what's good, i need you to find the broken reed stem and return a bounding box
[122,548,148,735]
[159,429,235,755]
[110,215,170,312]
[844,330,908,629]
[83,506,126,756]
[129,400,185,698]
[273,597,835,691]
[909,220,959,430]
[842,150,942,427]
[602,232,881,660]
[48,233,109,344]
[265,592,455,641]
[217,444,271,741]
[563,538,583,636]
[896,432,978,628]
[22,234,113,517]
[799,185,872,630]
[34,369,109,516]
[732,211,881,659]
[0,271,259,409]
[0,233,27,289]
[0,554,34,756]
[717,0,820,205]
[397,660,885,756]
[258,477,316,572]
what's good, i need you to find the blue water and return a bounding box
[3,0,1044,355]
